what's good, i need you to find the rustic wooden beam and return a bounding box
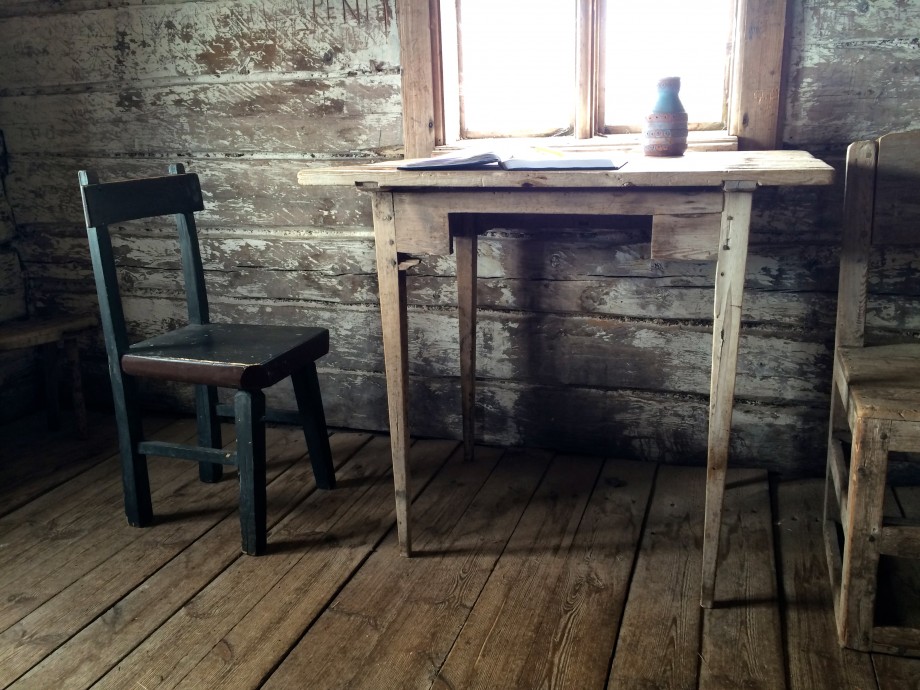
[730,0,788,149]
[396,0,438,158]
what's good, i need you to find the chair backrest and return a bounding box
[836,130,920,350]
[78,164,210,362]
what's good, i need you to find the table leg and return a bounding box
[454,216,478,462]
[372,192,413,556]
[701,182,755,608]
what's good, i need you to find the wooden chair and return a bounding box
[0,313,97,435]
[824,131,920,653]
[78,165,335,555]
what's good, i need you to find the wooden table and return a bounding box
[298,150,834,607]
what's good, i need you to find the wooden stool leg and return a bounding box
[292,364,335,490]
[40,341,61,431]
[64,337,88,437]
[236,389,267,555]
[839,417,890,650]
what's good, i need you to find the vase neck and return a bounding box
[653,83,685,114]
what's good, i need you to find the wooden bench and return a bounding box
[0,314,97,436]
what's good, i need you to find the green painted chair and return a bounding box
[78,165,335,555]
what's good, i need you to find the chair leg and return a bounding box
[196,384,223,483]
[838,416,890,650]
[235,389,267,555]
[291,364,335,490]
[112,372,152,527]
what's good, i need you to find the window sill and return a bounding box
[435,131,738,155]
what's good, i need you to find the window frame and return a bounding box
[395,0,788,158]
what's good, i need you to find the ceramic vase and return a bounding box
[643,77,688,157]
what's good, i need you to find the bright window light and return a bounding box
[457,0,576,137]
[604,0,732,127]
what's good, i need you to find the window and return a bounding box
[447,0,732,139]
[396,0,789,157]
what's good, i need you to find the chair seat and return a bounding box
[121,323,329,389]
[837,343,920,422]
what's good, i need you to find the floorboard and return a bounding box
[1,413,913,689]
[433,453,603,689]
[263,444,514,689]
[700,469,784,690]
[607,464,705,690]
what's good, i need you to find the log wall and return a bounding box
[1,0,918,473]
[0,128,31,421]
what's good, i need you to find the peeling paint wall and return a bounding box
[1,0,918,473]
[784,0,920,144]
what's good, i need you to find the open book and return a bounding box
[397,148,627,171]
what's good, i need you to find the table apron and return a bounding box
[387,189,724,255]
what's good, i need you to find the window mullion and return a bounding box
[575,0,599,139]
[397,0,439,157]
[594,0,607,132]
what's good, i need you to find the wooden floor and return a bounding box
[2,413,919,690]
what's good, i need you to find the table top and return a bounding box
[298,150,835,191]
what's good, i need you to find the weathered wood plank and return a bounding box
[0,0,236,19]
[12,267,854,344]
[0,425,350,686]
[729,0,786,149]
[775,479,878,689]
[5,157,375,227]
[60,350,830,474]
[14,215,855,301]
[2,410,900,688]
[607,465,704,689]
[508,459,657,690]
[91,436,452,689]
[0,413,172,517]
[16,220,848,296]
[785,0,920,146]
[0,77,403,155]
[11,429,373,689]
[29,286,834,405]
[0,419,194,556]
[302,151,835,189]
[0,420,204,631]
[222,444,513,689]
[394,0,436,157]
[651,213,721,260]
[431,454,602,689]
[872,654,920,690]
[0,249,26,321]
[0,0,400,93]
[16,224,845,294]
[700,469,785,689]
[874,130,920,245]
[20,260,840,331]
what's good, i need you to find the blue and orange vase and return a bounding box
[643,77,688,157]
